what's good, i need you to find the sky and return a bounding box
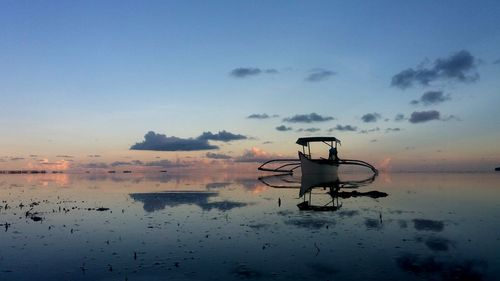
[1,0,500,172]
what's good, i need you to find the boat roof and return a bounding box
[296,137,340,146]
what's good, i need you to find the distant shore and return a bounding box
[0,170,64,174]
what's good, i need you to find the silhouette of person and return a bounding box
[329,146,338,162]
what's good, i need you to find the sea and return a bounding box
[0,171,499,280]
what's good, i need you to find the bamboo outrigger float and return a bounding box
[258,137,378,175]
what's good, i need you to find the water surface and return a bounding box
[0,172,499,280]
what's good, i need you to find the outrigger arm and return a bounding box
[258,158,377,174]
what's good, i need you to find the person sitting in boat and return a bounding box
[329,146,339,162]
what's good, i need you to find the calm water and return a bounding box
[0,172,499,281]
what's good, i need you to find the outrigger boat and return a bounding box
[258,137,378,175]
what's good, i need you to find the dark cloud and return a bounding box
[10,157,25,161]
[206,152,232,160]
[359,127,380,134]
[411,91,451,106]
[246,113,278,119]
[144,159,187,168]
[229,67,278,78]
[394,114,406,122]
[441,114,460,121]
[110,160,144,167]
[297,127,321,133]
[305,68,336,82]
[82,162,109,169]
[276,125,292,131]
[56,155,74,158]
[385,127,402,133]
[361,113,381,123]
[391,50,479,89]
[283,113,334,123]
[131,131,218,151]
[330,124,358,132]
[409,110,441,123]
[197,130,247,142]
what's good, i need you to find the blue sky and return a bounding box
[1,1,499,171]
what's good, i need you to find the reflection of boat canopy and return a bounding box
[258,137,378,174]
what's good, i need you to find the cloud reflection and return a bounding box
[130,192,248,212]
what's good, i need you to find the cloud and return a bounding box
[494,58,500,64]
[391,50,479,89]
[441,114,460,121]
[394,114,406,122]
[361,113,381,123]
[234,147,281,163]
[197,130,247,142]
[330,124,358,132]
[409,110,440,123]
[359,127,380,134]
[246,113,278,119]
[10,157,25,161]
[82,162,109,169]
[131,131,218,151]
[110,160,144,167]
[143,159,187,168]
[206,152,232,160]
[297,127,321,133]
[385,127,402,133]
[56,155,74,158]
[283,113,334,123]
[276,125,293,131]
[411,91,451,106]
[305,68,336,82]
[88,154,101,158]
[229,67,278,78]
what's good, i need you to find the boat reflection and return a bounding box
[259,172,386,212]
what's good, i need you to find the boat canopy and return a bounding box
[296,137,340,146]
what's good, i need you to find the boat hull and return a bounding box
[299,152,339,176]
